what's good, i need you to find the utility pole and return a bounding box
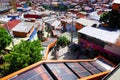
[70,14,76,43]
[71,16,73,43]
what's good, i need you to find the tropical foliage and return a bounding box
[26,0,32,6]
[59,5,68,11]
[0,28,12,53]
[99,10,120,29]
[4,40,44,73]
[57,36,70,47]
[43,5,50,10]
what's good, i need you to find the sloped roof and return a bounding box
[1,56,115,80]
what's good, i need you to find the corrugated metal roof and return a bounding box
[51,20,61,28]
[76,18,97,27]
[78,26,120,44]
[4,56,114,80]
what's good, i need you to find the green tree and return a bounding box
[26,0,32,6]
[69,5,75,9]
[0,28,12,53]
[100,11,109,23]
[43,5,50,10]
[59,5,68,11]
[57,36,70,47]
[4,40,44,73]
[59,5,65,11]
[100,10,120,29]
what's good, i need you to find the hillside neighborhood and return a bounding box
[0,0,120,80]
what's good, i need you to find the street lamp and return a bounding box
[70,14,76,43]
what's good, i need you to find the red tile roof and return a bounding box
[3,20,21,30]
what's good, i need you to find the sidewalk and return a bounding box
[47,31,91,60]
[47,45,91,60]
